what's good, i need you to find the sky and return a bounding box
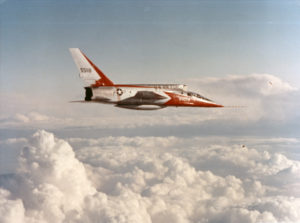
[0,0,300,222]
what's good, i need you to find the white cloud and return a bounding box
[0,131,299,222]
[1,131,96,222]
[0,189,25,223]
[0,112,53,127]
[20,131,95,219]
[186,73,299,122]
[28,112,50,121]
[187,74,297,97]
[12,112,49,123]
[15,114,30,123]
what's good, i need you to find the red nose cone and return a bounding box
[194,100,224,107]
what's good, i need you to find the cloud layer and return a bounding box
[1,131,299,223]
[186,73,298,122]
[0,74,298,131]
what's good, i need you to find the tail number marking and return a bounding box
[80,68,92,73]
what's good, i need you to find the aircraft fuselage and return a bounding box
[69,48,223,110]
[85,84,222,110]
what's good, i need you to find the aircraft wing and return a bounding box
[117,91,167,105]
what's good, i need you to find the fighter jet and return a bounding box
[69,48,223,110]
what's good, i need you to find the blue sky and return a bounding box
[1,0,300,91]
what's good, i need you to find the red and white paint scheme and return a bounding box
[69,48,223,110]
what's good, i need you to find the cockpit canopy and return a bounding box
[186,91,213,102]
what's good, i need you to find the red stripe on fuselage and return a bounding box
[164,92,223,107]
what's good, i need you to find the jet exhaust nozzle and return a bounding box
[85,87,93,101]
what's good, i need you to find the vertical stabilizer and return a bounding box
[69,48,114,86]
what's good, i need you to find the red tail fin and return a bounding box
[81,52,114,86]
